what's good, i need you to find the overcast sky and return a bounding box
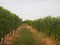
[0,0,60,20]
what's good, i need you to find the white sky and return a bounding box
[0,0,60,20]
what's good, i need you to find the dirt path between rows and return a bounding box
[0,24,57,45]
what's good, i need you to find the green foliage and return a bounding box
[0,7,22,39]
[23,20,32,25]
[32,16,60,40]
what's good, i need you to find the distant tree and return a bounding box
[23,20,32,25]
